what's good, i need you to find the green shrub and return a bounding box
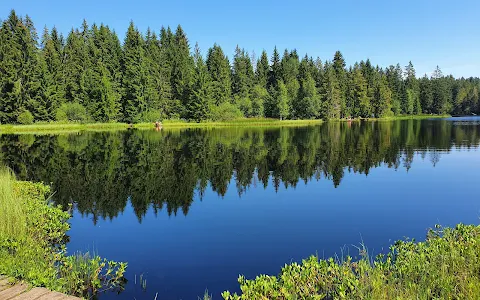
[55,102,89,123]
[223,224,480,300]
[0,167,126,298]
[134,109,164,123]
[16,110,34,125]
[210,102,244,121]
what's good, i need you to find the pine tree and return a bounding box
[0,10,44,123]
[144,29,172,119]
[232,45,254,100]
[419,75,433,114]
[255,50,269,88]
[295,74,320,119]
[332,51,348,117]
[320,64,342,119]
[352,66,371,118]
[431,66,449,114]
[39,27,64,120]
[171,25,194,114]
[280,50,300,114]
[268,46,281,89]
[385,64,403,115]
[373,75,393,117]
[403,61,419,115]
[121,21,146,122]
[206,44,231,105]
[188,43,212,121]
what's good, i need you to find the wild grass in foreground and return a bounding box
[0,167,127,298]
[222,224,480,299]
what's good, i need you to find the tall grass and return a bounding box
[0,167,26,239]
[0,167,126,298]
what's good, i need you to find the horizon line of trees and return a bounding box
[1,10,479,125]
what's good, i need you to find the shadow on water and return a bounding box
[1,119,480,223]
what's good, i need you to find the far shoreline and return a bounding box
[0,115,455,134]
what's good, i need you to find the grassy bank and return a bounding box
[0,118,324,134]
[222,223,480,299]
[0,114,455,134]
[0,167,126,298]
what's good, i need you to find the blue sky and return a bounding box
[2,0,479,78]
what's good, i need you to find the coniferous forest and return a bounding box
[1,10,479,125]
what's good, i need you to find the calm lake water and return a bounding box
[2,117,480,299]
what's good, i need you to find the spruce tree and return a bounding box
[268,46,281,89]
[431,66,449,114]
[39,27,64,120]
[320,64,342,119]
[171,25,194,114]
[332,51,347,117]
[188,43,213,121]
[206,44,232,105]
[232,45,254,100]
[373,75,393,117]
[0,10,43,123]
[121,21,146,122]
[255,50,269,88]
[352,66,371,118]
[403,61,419,115]
[420,75,433,114]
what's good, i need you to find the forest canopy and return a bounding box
[0,10,479,124]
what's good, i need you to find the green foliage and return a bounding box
[0,9,479,125]
[60,252,127,297]
[209,102,244,121]
[188,43,213,121]
[55,102,88,122]
[207,44,232,105]
[223,224,480,300]
[0,166,127,298]
[250,85,267,118]
[17,110,34,125]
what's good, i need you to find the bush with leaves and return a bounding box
[16,110,34,125]
[210,102,244,121]
[223,224,480,300]
[0,168,127,298]
[55,102,89,123]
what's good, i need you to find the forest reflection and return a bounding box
[1,119,479,224]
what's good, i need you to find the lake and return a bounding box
[1,117,480,299]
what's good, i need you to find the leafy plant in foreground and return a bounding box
[223,224,480,299]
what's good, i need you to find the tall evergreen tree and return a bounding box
[332,51,348,117]
[373,75,393,117]
[431,66,449,114]
[206,44,232,105]
[121,21,146,122]
[188,43,212,121]
[320,63,342,119]
[419,75,433,114]
[295,73,320,119]
[0,11,43,123]
[403,61,420,115]
[232,45,254,99]
[268,46,281,89]
[255,50,269,88]
[352,66,371,118]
